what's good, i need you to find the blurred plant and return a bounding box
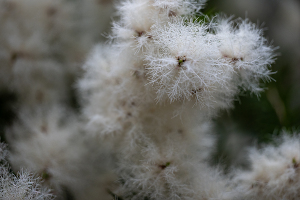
[0,0,299,200]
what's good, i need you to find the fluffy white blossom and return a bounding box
[145,20,235,108]
[145,18,275,109]
[0,169,54,200]
[112,0,206,50]
[233,132,300,200]
[114,122,232,200]
[215,17,275,94]
[0,142,54,200]
[78,44,154,135]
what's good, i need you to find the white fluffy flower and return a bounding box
[145,20,236,109]
[233,132,300,200]
[115,0,203,32]
[0,169,54,200]
[215,17,275,94]
[1,142,54,200]
[78,44,154,135]
[144,17,275,110]
[114,124,231,200]
[112,0,205,50]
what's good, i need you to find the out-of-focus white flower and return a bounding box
[114,124,231,200]
[215,17,275,94]
[0,0,115,108]
[6,106,84,197]
[112,0,205,50]
[233,132,300,200]
[6,106,117,199]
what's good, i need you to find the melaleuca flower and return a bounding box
[112,0,206,51]
[144,17,275,110]
[145,20,236,108]
[215,17,276,94]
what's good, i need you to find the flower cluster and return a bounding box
[78,0,275,199]
[3,0,298,200]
